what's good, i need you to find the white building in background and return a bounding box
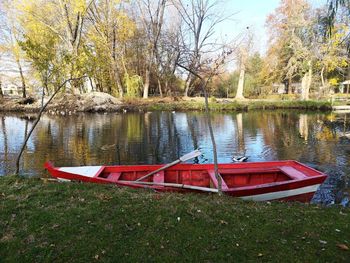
[0,70,24,96]
[2,83,22,96]
[273,82,302,94]
[340,80,350,94]
[0,54,30,97]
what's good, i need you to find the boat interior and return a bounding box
[98,165,312,189]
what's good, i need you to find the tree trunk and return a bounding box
[143,67,150,99]
[321,67,325,88]
[16,59,27,98]
[301,61,312,100]
[115,72,124,98]
[111,29,124,98]
[69,64,81,95]
[0,80,3,98]
[139,0,166,99]
[89,77,95,92]
[157,79,163,97]
[235,68,245,99]
[165,79,172,97]
[58,0,85,95]
[320,66,325,97]
[301,74,307,100]
[306,61,312,100]
[286,78,292,94]
[184,76,191,98]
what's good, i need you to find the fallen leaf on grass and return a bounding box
[25,235,35,244]
[153,194,161,200]
[96,193,112,201]
[337,244,349,251]
[319,240,327,245]
[220,220,228,225]
[258,253,263,257]
[0,232,14,242]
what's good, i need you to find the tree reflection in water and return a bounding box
[0,111,349,204]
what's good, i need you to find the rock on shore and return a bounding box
[0,92,122,113]
[47,92,122,113]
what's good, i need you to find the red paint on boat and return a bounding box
[44,161,327,202]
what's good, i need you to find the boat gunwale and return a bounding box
[100,160,303,172]
[44,161,327,193]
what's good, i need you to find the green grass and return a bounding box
[0,176,349,262]
[146,100,332,112]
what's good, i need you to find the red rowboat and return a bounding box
[44,160,327,202]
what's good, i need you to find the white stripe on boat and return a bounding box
[59,166,102,178]
[239,184,321,201]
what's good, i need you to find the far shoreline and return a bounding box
[0,94,337,114]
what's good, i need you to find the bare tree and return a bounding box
[173,0,230,97]
[156,8,183,96]
[177,46,234,193]
[137,0,167,98]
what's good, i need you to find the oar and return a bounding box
[135,149,201,182]
[119,180,218,193]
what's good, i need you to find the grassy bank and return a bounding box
[1,96,333,113]
[125,98,333,112]
[0,176,349,262]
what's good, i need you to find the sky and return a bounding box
[219,0,327,54]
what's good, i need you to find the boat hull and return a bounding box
[44,161,327,202]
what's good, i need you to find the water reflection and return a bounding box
[0,111,349,204]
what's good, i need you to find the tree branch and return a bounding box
[176,62,222,193]
[15,76,86,176]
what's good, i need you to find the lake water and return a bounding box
[1,111,349,205]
